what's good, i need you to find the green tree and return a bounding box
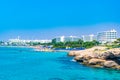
[114,38,120,45]
[112,38,120,48]
[92,40,100,46]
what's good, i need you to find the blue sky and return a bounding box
[0,0,120,40]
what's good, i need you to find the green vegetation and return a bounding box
[22,39,99,49]
[105,38,120,48]
[23,39,100,49]
[3,38,120,49]
[51,39,100,49]
[114,38,120,46]
[26,42,41,46]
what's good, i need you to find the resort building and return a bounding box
[82,34,96,42]
[54,36,65,42]
[9,37,52,43]
[54,36,80,42]
[97,29,117,44]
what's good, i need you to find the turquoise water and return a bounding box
[0,47,120,80]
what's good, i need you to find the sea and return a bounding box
[0,47,120,80]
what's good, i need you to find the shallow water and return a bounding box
[0,47,120,80]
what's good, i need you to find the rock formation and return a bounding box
[68,46,120,69]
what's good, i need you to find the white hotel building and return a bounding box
[82,34,96,42]
[97,29,117,44]
[9,37,52,43]
[55,36,80,42]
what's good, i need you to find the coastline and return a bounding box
[0,46,70,52]
[1,47,120,80]
[2,45,120,70]
[0,46,35,49]
[68,46,120,70]
[1,45,120,70]
[0,46,29,48]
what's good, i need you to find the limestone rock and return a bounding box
[68,47,120,69]
[103,61,119,68]
[88,59,105,65]
[100,52,115,59]
[68,51,76,56]
[74,56,84,62]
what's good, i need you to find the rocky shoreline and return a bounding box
[68,46,120,69]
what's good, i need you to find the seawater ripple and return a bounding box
[0,47,120,80]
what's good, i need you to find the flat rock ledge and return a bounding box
[68,46,120,70]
